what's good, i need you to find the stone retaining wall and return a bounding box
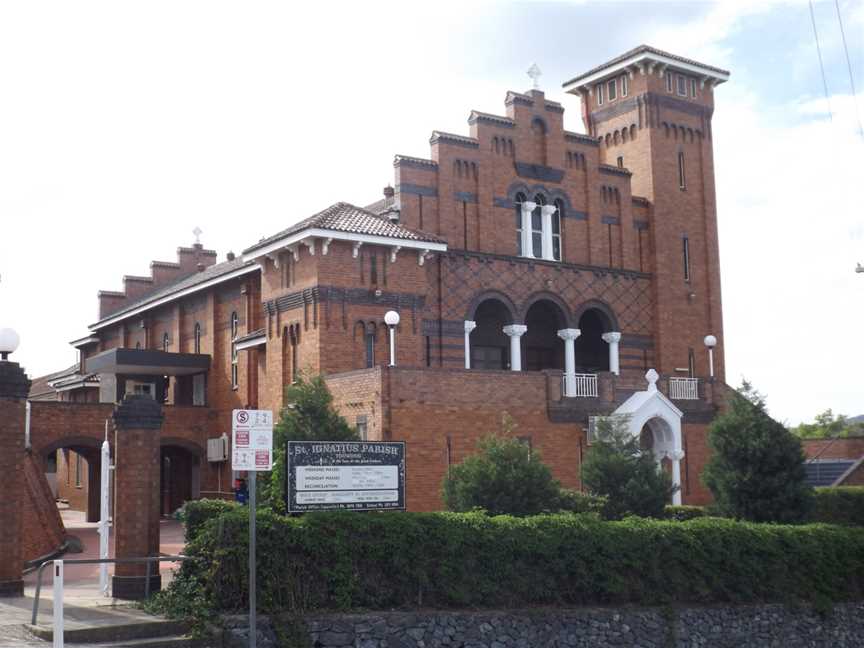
[222,602,864,647]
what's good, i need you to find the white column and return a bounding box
[521,202,536,258]
[602,331,622,375]
[708,348,715,378]
[557,328,581,396]
[388,327,396,366]
[502,324,527,371]
[541,204,557,260]
[98,438,110,597]
[464,320,477,369]
[670,449,685,505]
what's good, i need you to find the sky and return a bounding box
[0,0,861,425]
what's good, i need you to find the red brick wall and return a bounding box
[57,449,89,511]
[21,453,66,563]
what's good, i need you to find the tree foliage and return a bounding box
[580,414,676,520]
[260,373,359,511]
[442,413,565,516]
[790,408,864,439]
[703,381,813,523]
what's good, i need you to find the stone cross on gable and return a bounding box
[193,227,203,245]
[527,63,542,90]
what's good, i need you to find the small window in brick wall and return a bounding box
[162,332,170,352]
[356,415,368,441]
[370,254,378,285]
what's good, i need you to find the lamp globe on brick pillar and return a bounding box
[704,335,717,379]
[384,310,400,367]
[0,328,20,361]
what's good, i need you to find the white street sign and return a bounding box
[232,409,273,472]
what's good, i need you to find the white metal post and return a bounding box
[99,437,110,597]
[708,348,715,379]
[53,560,63,648]
[249,471,256,648]
[388,327,396,367]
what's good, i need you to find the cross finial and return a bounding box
[193,227,203,245]
[527,63,542,90]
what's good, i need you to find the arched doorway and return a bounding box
[471,298,513,369]
[42,437,105,524]
[638,416,681,504]
[523,299,567,371]
[160,441,202,517]
[575,307,613,371]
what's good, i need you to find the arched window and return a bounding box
[514,192,527,256]
[365,328,375,368]
[194,322,201,354]
[531,194,545,258]
[531,118,547,166]
[230,311,239,390]
[552,199,564,261]
[162,332,170,352]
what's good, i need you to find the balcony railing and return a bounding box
[668,377,699,400]
[562,373,599,398]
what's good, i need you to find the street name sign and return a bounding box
[287,441,406,512]
[232,409,273,472]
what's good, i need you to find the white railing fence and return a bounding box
[562,373,598,398]
[668,377,699,400]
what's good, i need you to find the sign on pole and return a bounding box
[232,409,273,472]
[287,441,406,512]
[232,410,273,648]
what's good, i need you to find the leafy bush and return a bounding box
[811,487,864,526]
[178,498,238,543]
[442,432,564,516]
[664,505,707,521]
[703,382,814,523]
[556,489,606,515]
[163,508,864,615]
[581,415,676,520]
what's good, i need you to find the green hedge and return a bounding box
[663,505,708,521]
[170,509,864,613]
[179,499,239,543]
[812,487,864,526]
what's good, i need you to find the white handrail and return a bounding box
[562,373,598,397]
[669,377,699,400]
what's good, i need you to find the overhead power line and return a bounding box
[809,0,833,121]
[834,0,864,139]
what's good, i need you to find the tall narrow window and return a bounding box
[621,74,629,96]
[677,152,686,189]
[291,328,299,383]
[462,201,468,248]
[682,236,691,282]
[677,74,687,96]
[515,192,526,255]
[425,336,432,367]
[666,73,673,93]
[162,332,169,352]
[607,78,616,101]
[617,156,624,168]
[531,194,544,258]
[356,415,368,441]
[596,83,604,105]
[552,199,564,262]
[365,330,375,369]
[75,453,81,487]
[231,311,239,390]
[370,254,378,284]
[688,348,696,377]
[194,322,201,354]
[689,78,697,98]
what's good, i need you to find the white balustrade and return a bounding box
[562,373,598,398]
[669,377,699,400]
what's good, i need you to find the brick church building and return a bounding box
[30,45,733,519]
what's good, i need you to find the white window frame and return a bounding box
[689,78,697,98]
[666,73,673,93]
[676,74,687,97]
[607,78,617,101]
[516,195,561,262]
[678,152,686,190]
[230,311,239,390]
[596,83,604,105]
[621,74,629,97]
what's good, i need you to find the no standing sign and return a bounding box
[232,409,273,471]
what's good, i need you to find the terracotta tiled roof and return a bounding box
[563,45,730,87]
[243,202,445,254]
[28,365,78,400]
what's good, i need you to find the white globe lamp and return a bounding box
[0,328,20,361]
[384,311,400,366]
[703,334,717,378]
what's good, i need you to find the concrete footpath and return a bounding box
[0,510,187,647]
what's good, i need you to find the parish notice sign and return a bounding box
[287,441,406,512]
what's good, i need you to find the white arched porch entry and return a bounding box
[613,369,685,505]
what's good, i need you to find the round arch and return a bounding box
[160,438,203,516]
[38,435,104,461]
[523,297,568,372]
[520,291,573,328]
[572,299,619,333]
[466,290,519,324]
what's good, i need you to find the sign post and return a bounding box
[232,409,273,648]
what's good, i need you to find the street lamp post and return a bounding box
[384,311,400,367]
[704,334,717,379]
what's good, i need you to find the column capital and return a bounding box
[503,324,527,337]
[602,331,622,344]
[670,449,685,461]
[0,361,30,400]
[464,320,477,334]
[522,201,537,213]
[541,204,558,217]
[557,328,581,341]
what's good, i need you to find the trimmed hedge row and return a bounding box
[172,507,864,613]
[812,487,864,527]
[179,498,238,542]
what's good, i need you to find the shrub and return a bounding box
[442,429,564,517]
[556,489,606,515]
[581,415,676,520]
[811,487,864,526]
[163,509,864,615]
[664,505,707,521]
[178,498,238,543]
[703,381,814,523]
